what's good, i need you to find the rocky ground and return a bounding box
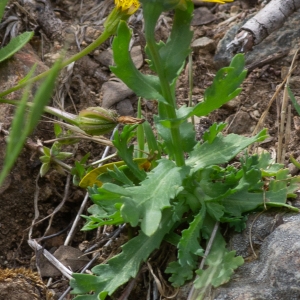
[0,0,300,299]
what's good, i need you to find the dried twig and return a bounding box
[249,66,297,153]
[28,239,73,280]
[278,49,299,163]
[63,126,118,246]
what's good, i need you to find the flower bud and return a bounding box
[78,107,119,135]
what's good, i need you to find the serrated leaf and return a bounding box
[206,202,224,221]
[107,165,134,187]
[193,230,244,297]
[99,159,189,236]
[166,205,206,287]
[146,2,193,83]
[222,188,288,216]
[178,205,205,267]
[0,31,34,63]
[110,21,166,104]
[203,123,227,143]
[192,54,247,117]
[81,204,124,230]
[113,125,147,182]
[165,261,194,287]
[71,209,178,299]
[186,129,268,173]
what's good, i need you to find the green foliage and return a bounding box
[193,53,247,117]
[0,1,33,63]
[145,1,193,84]
[288,85,300,115]
[39,142,73,177]
[71,153,91,186]
[0,59,62,185]
[0,32,34,63]
[113,125,147,181]
[70,2,300,298]
[0,0,298,299]
[193,228,244,299]
[0,0,8,22]
[70,209,180,299]
[111,21,165,104]
[187,129,268,173]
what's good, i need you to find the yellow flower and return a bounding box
[104,0,140,35]
[199,0,233,3]
[114,0,140,15]
[173,0,233,10]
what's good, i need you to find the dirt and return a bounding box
[0,0,299,299]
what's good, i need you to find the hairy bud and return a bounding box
[78,107,119,135]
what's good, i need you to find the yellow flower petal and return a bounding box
[114,0,140,15]
[200,0,233,3]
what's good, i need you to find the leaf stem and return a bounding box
[143,4,185,167]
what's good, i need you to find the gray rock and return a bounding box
[101,79,134,108]
[94,46,143,69]
[131,45,144,69]
[192,7,216,26]
[192,37,215,52]
[94,49,113,67]
[212,214,300,300]
[116,99,134,116]
[226,111,253,134]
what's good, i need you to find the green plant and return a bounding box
[0,0,33,63]
[66,1,300,300]
[0,0,140,185]
[0,0,299,299]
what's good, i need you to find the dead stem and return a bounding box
[278,49,299,163]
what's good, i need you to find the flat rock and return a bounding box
[192,7,216,26]
[101,79,134,108]
[191,37,215,52]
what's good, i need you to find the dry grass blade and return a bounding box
[147,262,178,299]
[249,65,297,154]
[278,49,299,163]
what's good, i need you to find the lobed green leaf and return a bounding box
[71,209,179,299]
[111,21,166,104]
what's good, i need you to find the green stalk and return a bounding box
[143,4,185,166]
[0,30,111,98]
[0,98,79,125]
[137,98,145,158]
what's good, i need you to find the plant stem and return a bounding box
[0,30,111,98]
[0,98,79,125]
[143,7,185,167]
